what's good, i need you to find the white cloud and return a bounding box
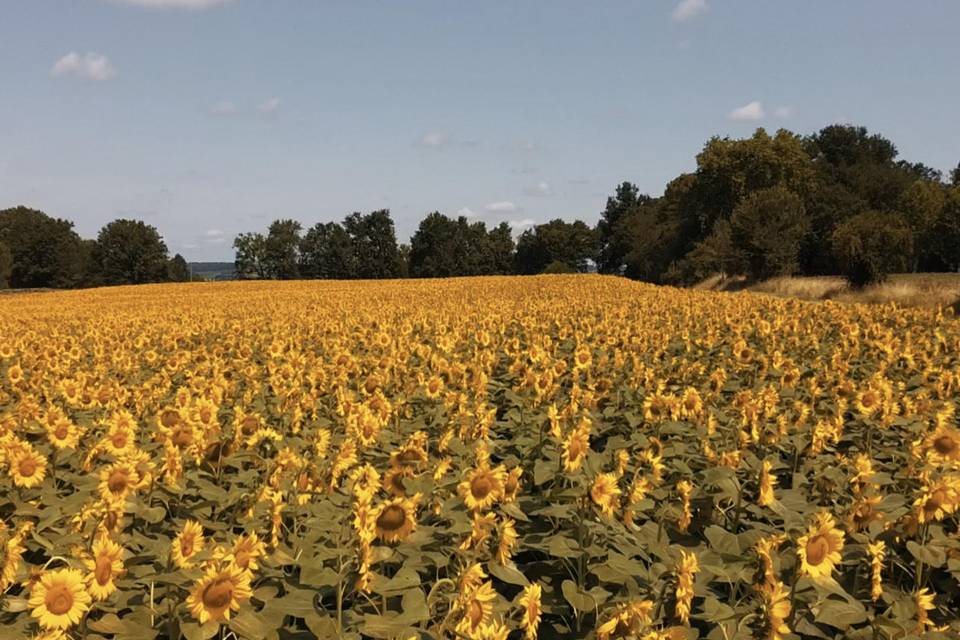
[523,181,552,197]
[728,100,765,121]
[774,105,794,119]
[257,97,281,114]
[51,52,116,82]
[109,0,234,9]
[203,229,226,244]
[485,201,518,213]
[672,0,707,22]
[509,218,536,229]
[456,207,478,218]
[419,131,449,148]
[209,101,236,116]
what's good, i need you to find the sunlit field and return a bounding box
[1,276,959,639]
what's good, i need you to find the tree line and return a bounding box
[0,208,192,289]
[2,123,958,291]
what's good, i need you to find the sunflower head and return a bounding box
[797,511,845,581]
[28,568,92,630]
[186,562,253,624]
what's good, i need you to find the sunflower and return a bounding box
[796,511,844,581]
[517,583,542,640]
[373,496,419,543]
[591,472,621,518]
[98,462,141,506]
[46,418,80,450]
[28,568,91,630]
[914,476,960,524]
[676,480,693,533]
[855,387,882,416]
[496,517,518,564]
[186,562,253,624]
[597,600,653,640]
[925,425,960,463]
[758,460,776,507]
[675,551,698,625]
[561,420,591,473]
[172,520,205,569]
[231,532,267,572]
[914,588,935,633]
[459,464,507,512]
[83,536,124,601]
[759,579,791,640]
[867,541,884,602]
[457,580,497,635]
[424,375,444,400]
[9,448,47,489]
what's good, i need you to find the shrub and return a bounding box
[542,260,576,274]
[831,211,913,288]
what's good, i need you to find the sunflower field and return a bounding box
[1,275,959,640]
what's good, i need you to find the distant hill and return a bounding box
[188,262,237,280]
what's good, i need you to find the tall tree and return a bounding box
[728,187,810,280]
[484,222,515,275]
[0,241,11,289]
[263,219,303,279]
[93,219,170,285]
[299,222,356,279]
[597,182,651,274]
[343,210,402,279]
[515,219,596,274]
[233,232,268,279]
[167,254,191,282]
[0,207,85,288]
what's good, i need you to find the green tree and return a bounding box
[898,180,948,270]
[92,219,170,285]
[597,182,651,274]
[951,162,960,187]
[831,212,913,287]
[343,210,402,279]
[0,241,11,289]
[515,219,596,275]
[729,187,810,280]
[167,253,191,282]
[299,222,357,279]
[233,232,268,279]
[0,206,85,288]
[926,188,960,271]
[263,219,303,279]
[484,222,515,275]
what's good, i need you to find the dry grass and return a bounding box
[696,272,960,310]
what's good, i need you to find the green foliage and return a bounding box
[542,260,575,274]
[515,219,596,275]
[264,219,303,280]
[166,253,191,282]
[729,187,809,280]
[409,213,515,278]
[299,222,356,279]
[0,206,85,288]
[343,210,403,279]
[831,211,914,287]
[0,241,11,289]
[597,182,650,274]
[233,232,267,279]
[92,219,171,285]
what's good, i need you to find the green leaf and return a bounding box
[488,561,530,586]
[813,598,867,628]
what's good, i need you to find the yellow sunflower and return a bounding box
[29,568,92,630]
[561,420,591,473]
[231,532,267,572]
[591,472,621,518]
[172,520,205,569]
[373,496,419,543]
[459,464,507,512]
[186,562,253,624]
[9,448,47,489]
[517,582,542,640]
[759,579,791,640]
[98,462,141,506]
[796,511,844,581]
[83,536,125,601]
[46,418,80,450]
[457,580,497,636]
[925,425,960,463]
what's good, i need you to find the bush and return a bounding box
[831,211,913,288]
[542,260,575,274]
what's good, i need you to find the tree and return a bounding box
[0,241,11,289]
[925,188,960,272]
[93,219,170,285]
[263,219,303,279]
[299,222,356,279]
[597,182,651,274]
[0,206,86,288]
[831,212,913,287]
[728,187,810,280]
[233,233,267,279]
[951,162,960,187]
[167,254,191,282]
[484,222,515,275]
[343,210,402,279]
[515,219,596,275]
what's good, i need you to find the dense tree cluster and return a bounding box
[601,125,960,286]
[0,207,191,289]
[2,122,957,291]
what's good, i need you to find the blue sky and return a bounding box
[1,0,958,261]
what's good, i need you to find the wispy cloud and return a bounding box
[108,0,234,9]
[51,52,116,82]
[509,218,536,229]
[774,105,794,119]
[456,207,478,218]
[523,181,553,197]
[209,101,236,116]
[418,131,450,148]
[728,100,765,121]
[672,0,708,22]
[485,201,518,213]
[257,97,281,114]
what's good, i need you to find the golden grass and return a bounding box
[695,273,960,310]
